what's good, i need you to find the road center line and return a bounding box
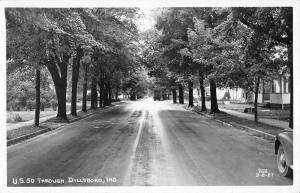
[122,109,147,185]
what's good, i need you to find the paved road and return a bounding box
[7,99,292,186]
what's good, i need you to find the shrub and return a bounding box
[222,91,231,100]
[40,98,47,111]
[50,99,58,111]
[7,99,23,111]
[26,99,35,111]
[7,113,22,123]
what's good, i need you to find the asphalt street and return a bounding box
[7,99,292,186]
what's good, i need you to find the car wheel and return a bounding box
[277,144,292,177]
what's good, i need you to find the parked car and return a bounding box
[275,128,293,177]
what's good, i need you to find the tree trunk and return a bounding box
[288,43,293,129]
[199,71,207,111]
[54,80,67,119]
[98,81,103,108]
[91,76,97,109]
[254,77,260,123]
[172,88,177,104]
[108,83,112,105]
[103,85,108,106]
[115,89,119,101]
[210,79,220,113]
[111,91,114,102]
[46,61,68,119]
[178,84,184,104]
[102,73,107,106]
[188,80,194,107]
[71,46,83,116]
[98,72,104,108]
[105,81,110,105]
[82,64,88,112]
[34,68,40,126]
[44,34,69,120]
[105,84,109,105]
[94,83,98,108]
[103,85,107,105]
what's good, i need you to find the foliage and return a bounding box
[6,8,292,124]
[26,99,36,111]
[156,8,196,78]
[140,29,174,92]
[50,99,58,110]
[7,113,23,123]
[231,8,292,46]
[122,67,150,99]
[6,8,141,117]
[7,65,54,111]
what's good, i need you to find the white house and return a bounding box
[202,73,291,107]
[204,87,248,103]
[258,74,290,108]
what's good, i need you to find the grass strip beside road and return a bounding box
[191,106,284,137]
[7,105,115,145]
[217,103,290,122]
[7,114,79,140]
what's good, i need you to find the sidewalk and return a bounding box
[204,102,289,129]
[7,113,58,131]
[219,108,289,129]
[187,102,290,142]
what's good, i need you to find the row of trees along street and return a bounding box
[6,8,293,128]
[6,8,150,126]
[141,7,293,128]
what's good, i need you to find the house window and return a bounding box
[285,76,290,93]
[258,81,263,93]
[280,76,291,94]
[263,81,272,94]
[272,79,280,93]
[282,77,286,93]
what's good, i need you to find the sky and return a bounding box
[137,7,156,32]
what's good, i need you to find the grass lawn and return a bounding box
[6,102,87,124]
[218,103,252,112]
[193,106,285,136]
[7,111,57,123]
[7,105,98,140]
[208,102,290,122]
[248,109,290,122]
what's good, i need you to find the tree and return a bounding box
[81,53,91,112]
[186,18,223,113]
[231,7,293,127]
[188,8,233,112]
[6,8,111,120]
[6,10,52,125]
[155,8,196,105]
[122,67,150,100]
[140,29,176,102]
[211,7,289,123]
[79,8,140,107]
[154,8,230,111]
[71,45,83,116]
[241,31,283,123]
[34,68,40,126]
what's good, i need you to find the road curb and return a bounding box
[7,104,118,146]
[7,127,52,146]
[191,108,276,142]
[228,122,276,142]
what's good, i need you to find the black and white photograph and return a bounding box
[1,0,300,193]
